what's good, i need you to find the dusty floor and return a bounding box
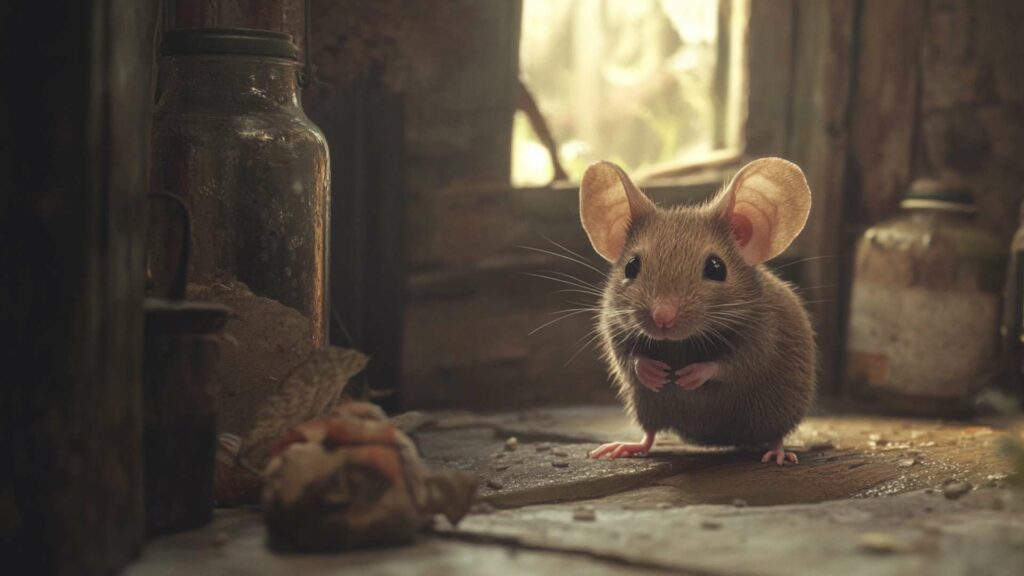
[128,406,1024,575]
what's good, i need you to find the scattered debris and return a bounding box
[985,473,1008,487]
[700,519,722,530]
[214,433,263,506]
[504,437,519,452]
[942,481,973,500]
[486,479,505,490]
[857,532,909,554]
[471,502,496,515]
[214,348,373,509]
[263,402,478,551]
[552,461,569,468]
[572,507,596,521]
[239,347,370,472]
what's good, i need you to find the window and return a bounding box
[513,0,749,186]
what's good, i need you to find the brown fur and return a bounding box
[598,199,817,447]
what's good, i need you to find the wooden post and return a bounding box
[1,1,158,573]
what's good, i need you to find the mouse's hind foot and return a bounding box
[761,440,798,466]
[589,431,655,460]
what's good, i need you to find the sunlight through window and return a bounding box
[514,0,749,186]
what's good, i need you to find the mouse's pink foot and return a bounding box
[761,440,798,466]
[634,356,670,391]
[675,361,718,390]
[589,432,655,460]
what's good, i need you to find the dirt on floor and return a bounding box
[129,406,1024,576]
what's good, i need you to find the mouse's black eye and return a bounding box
[704,255,726,282]
[624,255,641,280]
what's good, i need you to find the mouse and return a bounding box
[579,157,816,465]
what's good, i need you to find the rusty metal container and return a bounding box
[143,194,231,534]
[846,180,1006,414]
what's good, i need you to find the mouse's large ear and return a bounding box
[713,157,811,265]
[580,161,656,262]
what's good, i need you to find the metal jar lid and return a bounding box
[900,178,976,213]
[161,28,299,61]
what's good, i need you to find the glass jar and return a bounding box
[150,28,329,435]
[846,179,1006,414]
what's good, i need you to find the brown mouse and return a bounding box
[580,158,816,465]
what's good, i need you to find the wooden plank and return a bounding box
[744,0,796,158]
[849,0,924,224]
[785,0,857,396]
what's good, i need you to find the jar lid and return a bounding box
[161,28,298,61]
[900,178,976,213]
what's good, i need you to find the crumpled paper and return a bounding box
[216,347,369,505]
[262,402,478,551]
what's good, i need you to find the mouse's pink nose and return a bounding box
[651,302,678,330]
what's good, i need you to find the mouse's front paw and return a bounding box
[634,356,670,391]
[675,361,718,390]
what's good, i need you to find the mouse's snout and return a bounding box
[650,301,678,330]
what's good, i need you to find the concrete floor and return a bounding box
[128,406,1024,576]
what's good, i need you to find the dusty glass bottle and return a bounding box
[846,179,1006,415]
[150,29,330,434]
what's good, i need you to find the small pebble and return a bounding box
[655,503,671,509]
[732,499,748,508]
[471,502,496,514]
[700,520,722,530]
[942,481,972,500]
[486,479,504,490]
[535,443,551,452]
[552,461,569,468]
[504,437,519,452]
[573,507,596,521]
[857,532,907,554]
[985,473,1008,488]
[552,449,569,458]
[493,464,509,471]
[898,458,916,467]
